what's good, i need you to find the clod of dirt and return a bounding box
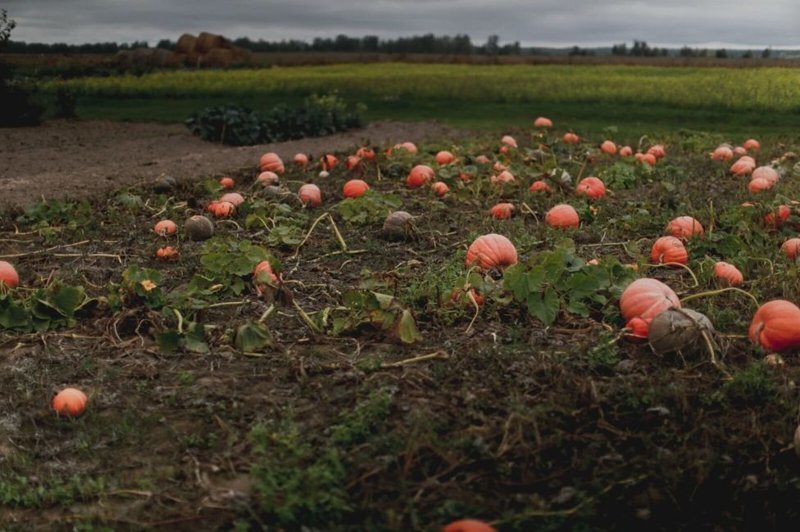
[648,308,715,355]
[185,215,214,241]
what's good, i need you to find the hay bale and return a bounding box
[201,48,235,68]
[195,32,225,53]
[150,48,173,67]
[115,50,134,67]
[230,46,254,64]
[166,52,187,67]
[185,51,201,67]
[132,47,155,67]
[175,33,197,54]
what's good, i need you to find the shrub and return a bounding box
[185,93,365,146]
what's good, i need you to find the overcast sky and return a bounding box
[4,0,800,49]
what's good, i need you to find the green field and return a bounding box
[49,63,800,137]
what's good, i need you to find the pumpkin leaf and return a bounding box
[395,309,422,344]
[527,287,560,325]
[235,321,272,352]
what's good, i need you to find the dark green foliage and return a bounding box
[185,93,365,146]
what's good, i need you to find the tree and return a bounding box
[762,47,771,58]
[485,34,499,55]
[0,9,16,49]
[715,49,728,58]
[742,50,753,59]
[611,43,628,56]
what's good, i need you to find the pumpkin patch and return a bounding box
[4,109,800,531]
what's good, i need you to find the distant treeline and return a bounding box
[3,36,781,59]
[4,34,521,55]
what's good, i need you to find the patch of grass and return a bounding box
[0,474,107,508]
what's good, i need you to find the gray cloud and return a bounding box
[4,0,799,48]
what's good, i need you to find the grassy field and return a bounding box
[46,63,800,137]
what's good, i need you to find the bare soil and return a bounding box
[0,120,463,207]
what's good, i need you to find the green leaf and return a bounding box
[527,287,560,325]
[395,309,422,344]
[235,321,273,352]
[48,285,86,318]
[184,322,209,353]
[155,331,182,353]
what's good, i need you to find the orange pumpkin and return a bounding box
[155,246,180,261]
[619,146,633,157]
[259,152,284,174]
[711,146,734,161]
[764,205,790,227]
[534,116,553,128]
[211,201,236,218]
[529,180,551,193]
[562,132,580,144]
[257,171,280,185]
[665,216,704,240]
[442,519,496,532]
[321,154,339,171]
[345,155,362,171]
[492,161,507,172]
[0,261,19,289]
[219,176,234,189]
[650,236,688,265]
[253,260,279,296]
[619,278,681,340]
[545,204,580,229]
[600,140,617,155]
[356,147,376,160]
[752,166,779,184]
[465,234,518,271]
[432,182,449,197]
[734,146,747,156]
[491,170,515,185]
[647,144,666,159]
[407,165,435,188]
[749,300,800,351]
[343,179,369,198]
[293,153,309,167]
[392,141,418,154]
[743,138,761,151]
[748,177,773,194]
[436,151,455,165]
[731,156,756,176]
[475,155,491,165]
[220,192,245,206]
[501,135,518,148]
[153,219,178,236]
[713,261,743,286]
[449,287,485,308]
[640,153,657,166]
[489,203,515,220]
[52,387,87,417]
[298,184,322,207]
[781,238,800,260]
[575,177,606,199]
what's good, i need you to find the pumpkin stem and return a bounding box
[292,299,321,334]
[701,329,732,381]
[172,308,184,335]
[327,216,348,252]
[291,212,330,258]
[680,287,759,307]
[643,262,699,287]
[464,288,482,335]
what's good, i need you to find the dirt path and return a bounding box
[0,120,465,208]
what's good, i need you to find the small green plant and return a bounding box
[0,282,92,331]
[336,190,403,225]
[191,238,273,295]
[503,239,636,326]
[329,290,422,344]
[718,363,776,406]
